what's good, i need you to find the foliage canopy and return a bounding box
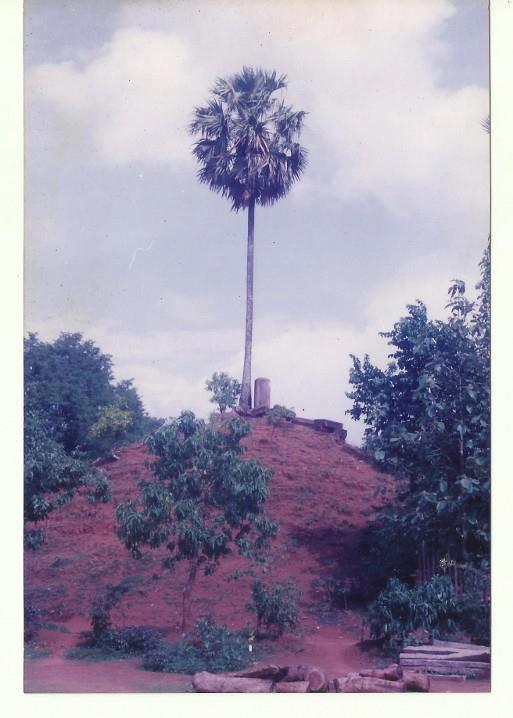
[24,332,155,456]
[190,66,307,211]
[205,371,241,413]
[24,410,110,542]
[117,411,278,632]
[347,245,490,564]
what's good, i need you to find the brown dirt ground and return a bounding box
[24,416,490,693]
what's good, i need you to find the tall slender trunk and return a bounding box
[181,559,199,635]
[239,198,255,410]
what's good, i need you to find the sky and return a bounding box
[24,0,489,445]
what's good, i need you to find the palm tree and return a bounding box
[190,67,307,410]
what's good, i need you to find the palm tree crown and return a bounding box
[190,66,307,210]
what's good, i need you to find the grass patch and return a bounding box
[67,625,165,662]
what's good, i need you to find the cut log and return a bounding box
[359,664,402,681]
[234,664,286,680]
[192,672,273,693]
[334,676,405,693]
[249,406,268,417]
[282,665,308,682]
[432,639,489,651]
[274,681,309,693]
[305,666,328,692]
[384,663,403,681]
[400,657,490,670]
[401,647,490,662]
[428,674,467,684]
[402,671,430,692]
[313,419,344,434]
[399,659,490,677]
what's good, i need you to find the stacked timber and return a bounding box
[399,640,490,678]
[191,662,431,693]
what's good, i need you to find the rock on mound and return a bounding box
[25,417,394,637]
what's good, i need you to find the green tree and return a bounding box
[116,411,278,633]
[24,333,115,452]
[346,245,490,565]
[24,333,154,456]
[205,372,241,413]
[191,67,307,410]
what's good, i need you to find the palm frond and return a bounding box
[190,66,307,211]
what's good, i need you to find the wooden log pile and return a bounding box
[191,662,431,693]
[399,640,490,679]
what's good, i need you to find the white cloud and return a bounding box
[27,0,489,222]
[28,27,201,166]
[28,245,482,445]
[25,0,489,445]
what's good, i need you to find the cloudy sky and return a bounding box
[24,0,489,444]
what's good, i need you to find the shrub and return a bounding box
[142,617,252,674]
[266,405,296,427]
[249,579,300,638]
[205,372,241,413]
[367,575,477,647]
[87,404,133,458]
[454,568,490,644]
[68,578,165,660]
[24,410,110,546]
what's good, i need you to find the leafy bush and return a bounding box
[69,626,164,660]
[249,579,300,638]
[454,569,490,644]
[24,411,110,544]
[205,372,241,413]
[87,404,133,458]
[69,579,163,660]
[266,405,296,427]
[367,575,491,647]
[142,617,252,674]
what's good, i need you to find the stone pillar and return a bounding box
[254,378,271,410]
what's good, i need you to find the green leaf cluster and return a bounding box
[266,404,296,427]
[346,244,490,562]
[368,574,489,646]
[190,67,307,211]
[205,371,241,413]
[141,617,253,674]
[24,332,158,457]
[24,410,110,532]
[116,411,278,572]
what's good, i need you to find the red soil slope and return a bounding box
[24,417,491,693]
[25,417,395,637]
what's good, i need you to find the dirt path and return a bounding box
[24,623,490,694]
